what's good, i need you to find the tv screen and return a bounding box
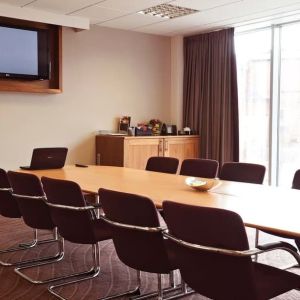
[0,25,49,80]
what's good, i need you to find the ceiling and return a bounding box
[1,0,300,36]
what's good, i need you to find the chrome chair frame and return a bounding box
[10,193,68,284]
[163,229,298,257]
[164,228,300,263]
[0,187,60,267]
[100,214,193,300]
[254,229,300,268]
[43,201,102,300]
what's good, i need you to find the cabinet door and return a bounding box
[164,137,200,164]
[96,136,124,166]
[124,138,163,170]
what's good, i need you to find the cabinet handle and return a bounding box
[159,140,163,152]
[165,140,168,151]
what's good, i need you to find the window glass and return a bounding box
[278,23,300,186]
[235,29,272,182]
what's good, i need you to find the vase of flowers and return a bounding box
[149,119,162,136]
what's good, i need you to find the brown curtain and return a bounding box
[183,28,239,166]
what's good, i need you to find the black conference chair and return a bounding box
[7,171,65,283]
[41,177,111,300]
[146,156,179,174]
[219,162,266,184]
[180,158,219,178]
[293,170,300,251]
[163,201,300,300]
[292,169,300,190]
[0,168,55,266]
[99,188,192,300]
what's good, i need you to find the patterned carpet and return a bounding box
[0,216,300,300]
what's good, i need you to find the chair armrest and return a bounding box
[163,229,262,257]
[100,214,166,233]
[12,193,46,200]
[45,201,97,211]
[257,241,298,253]
[163,230,300,259]
[86,200,102,208]
[0,187,12,192]
[13,192,99,211]
[257,241,300,265]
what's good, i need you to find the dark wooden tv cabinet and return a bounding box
[0,16,62,94]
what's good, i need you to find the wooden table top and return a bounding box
[19,165,300,238]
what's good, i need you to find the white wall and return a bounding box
[0,26,171,170]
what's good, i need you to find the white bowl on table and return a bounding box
[185,177,218,192]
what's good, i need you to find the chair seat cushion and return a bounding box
[254,262,300,299]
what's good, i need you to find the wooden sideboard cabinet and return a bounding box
[96,135,200,171]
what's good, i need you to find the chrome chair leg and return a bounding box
[100,265,192,300]
[131,273,194,300]
[181,279,188,294]
[96,194,100,218]
[100,270,141,300]
[48,243,101,299]
[0,229,38,255]
[0,228,61,266]
[158,273,163,300]
[169,271,175,288]
[163,279,194,300]
[14,236,65,283]
[254,229,259,262]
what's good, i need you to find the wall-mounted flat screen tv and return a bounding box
[0,25,49,80]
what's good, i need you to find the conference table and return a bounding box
[19,165,300,239]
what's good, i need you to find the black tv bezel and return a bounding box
[0,24,50,81]
[0,72,41,80]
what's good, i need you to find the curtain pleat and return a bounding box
[183,28,239,166]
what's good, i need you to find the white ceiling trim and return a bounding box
[0,3,90,29]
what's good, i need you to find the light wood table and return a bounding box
[19,165,300,238]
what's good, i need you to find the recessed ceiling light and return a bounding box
[138,4,199,19]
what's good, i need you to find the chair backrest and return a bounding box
[99,188,172,274]
[7,171,54,230]
[0,168,21,218]
[292,169,300,190]
[163,201,258,300]
[219,162,266,184]
[41,177,103,244]
[180,158,219,178]
[145,156,179,174]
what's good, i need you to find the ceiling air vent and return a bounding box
[138,4,199,19]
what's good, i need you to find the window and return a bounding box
[235,29,271,182]
[278,23,300,186]
[235,22,300,186]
